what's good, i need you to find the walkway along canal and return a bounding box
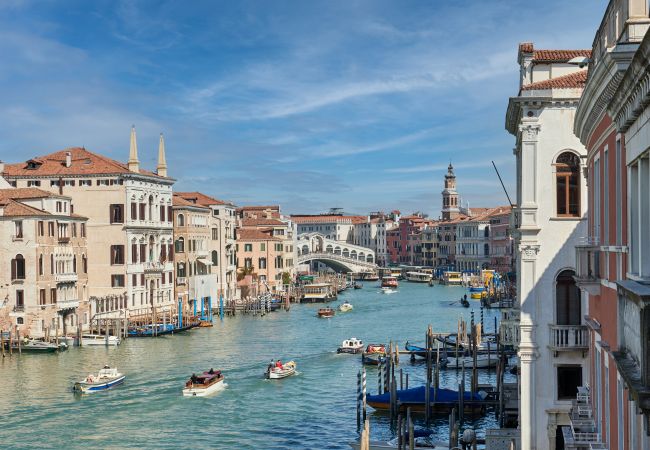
[0,282,508,449]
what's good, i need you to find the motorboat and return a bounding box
[339,302,353,312]
[73,366,125,393]
[404,342,448,367]
[362,344,387,365]
[302,283,337,303]
[381,287,396,295]
[353,282,363,289]
[381,276,399,288]
[14,339,67,353]
[469,286,485,299]
[81,334,121,346]
[182,369,225,397]
[405,272,433,283]
[318,307,335,318]
[446,353,499,369]
[337,338,364,354]
[266,361,297,379]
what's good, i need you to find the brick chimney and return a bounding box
[65,152,72,168]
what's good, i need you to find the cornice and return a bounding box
[609,32,650,133]
[506,95,580,136]
[575,44,638,146]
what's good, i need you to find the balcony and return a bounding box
[176,277,187,285]
[549,324,589,354]
[196,250,208,259]
[575,238,601,296]
[58,236,70,243]
[144,261,164,273]
[57,298,79,311]
[55,272,78,283]
[499,308,520,348]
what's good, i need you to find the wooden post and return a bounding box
[378,360,382,394]
[105,320,109,346]
[17,328,21,355]
[9,328,13,356]
[55,317,59,345]
[397,414,403,450]
[425,329,431,423]
[395,343,399,365]
[1,329,4,357]
[362,368,367,422]
[357,370,361,429]
[407,407,414,450]
[435,341,440,402]
[400,368,403,390]
[405,373,409,389]
[460,362,465,423]
[77,314,82,347]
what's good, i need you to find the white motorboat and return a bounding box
[81,334,121,346]
[381,287,396,295]
[15,339,67,353]
[183,369,225,397]
[337,338,364,354]
[339,302,353,312]
[266,361,297,379]
[446,353,499,368]
[73,366,125,393]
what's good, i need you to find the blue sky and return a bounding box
[0,0,607,216]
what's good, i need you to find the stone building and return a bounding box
[2,128,175,319]
[174,192,238,301]
[0,187,89,338]
[506,42,590,449]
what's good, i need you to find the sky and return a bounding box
[0,0,608,216]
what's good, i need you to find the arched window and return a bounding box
[82,255,88,273]
[259,257,267,269]
[11,254,25,280]
[555,152,581,217]
[175,237,185,253]
[177,214,185,227]
[211,250,219,266]
[177,263,186,277]
[73,255,77,273]
[556,269,580,325]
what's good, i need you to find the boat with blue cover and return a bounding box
[73,366,125,393]
[366,386,486,413]
[404,342,448,366]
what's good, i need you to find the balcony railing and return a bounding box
[144,261,164,273]
[55,272,78,283]
[196,250,208,259]
[58,236,70,243]
[176,277,187,285]
[575,237,600,296]
[549,324,589,353]
[57,298,79,310]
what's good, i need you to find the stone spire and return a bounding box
[441,162,460,221]
[128,125,140,173]
[157,133,168,177]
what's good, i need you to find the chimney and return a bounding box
[65,152,72,168]
[0,160,4,173]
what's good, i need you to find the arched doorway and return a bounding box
[556,269,580,325]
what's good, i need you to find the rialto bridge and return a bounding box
[296,233,377,273]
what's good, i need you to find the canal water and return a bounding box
[0,282,508,449]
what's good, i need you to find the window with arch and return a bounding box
[556,269,580,325]
[177,263,186,277]
[177,213,185,227]
[258,257,266,269]
[212,250,219,266]
[175,237,185,253]
[555,152,581,217]
[11,254,25,280]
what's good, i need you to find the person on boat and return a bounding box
[191,373,198,383]
[464,294,467,301]
[276,360,283,369]
[208,368,215,374]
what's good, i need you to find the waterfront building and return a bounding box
[174,192,238,301]
[0,187,89,337]
[506,42,590,449]
[385,214,432,265]
[236,208,295,293]
[418,225,439,267]
[171,194,215,313]
[488,206,514,275]
[354,212,391,267]
[1,129,175,319]
[237,205,280,220]
[574,1,650,447]
[454,209,494,273]
[291,213,365,243]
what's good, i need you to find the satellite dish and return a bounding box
[567,56,591,68]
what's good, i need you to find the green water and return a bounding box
[0,282,505,449]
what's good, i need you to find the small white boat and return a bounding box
[183,369,225,397]
[338,338,364,354]
[446,353,499,368]
[81,334,121,346]
[266,361,297,379]
[381,287,396,295]
[73,366,125,393]
[339,302,353,312]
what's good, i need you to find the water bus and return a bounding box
[302,283,336,303]
[405,271,433,283]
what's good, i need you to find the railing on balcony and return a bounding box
[58,236,70,243]
[575,237,601,295]
[549,324,589,352]
[176,277,187,285]
[55,272,78,283]
[57,298,80,310]
[144,261,164,273]
[196,250,208,259]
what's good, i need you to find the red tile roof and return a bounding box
[240,218,286,227]
[0,198,51,217]
[174,191,231,206]
[521,70,588,91]
[0,187,59,200]
[236,205,280,211]
[2,147,167,179]
[172,194,210,209]
[291,215,366,224]
[533,49,591,63]
[237,228,280,241]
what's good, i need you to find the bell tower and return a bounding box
[441,163,460,220]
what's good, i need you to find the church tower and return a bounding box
[441,163,460,220]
